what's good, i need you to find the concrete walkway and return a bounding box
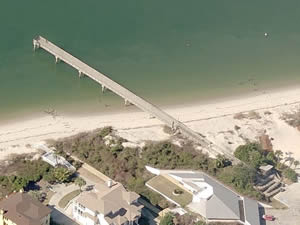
[49,183,79,210]
[48,183,79,225]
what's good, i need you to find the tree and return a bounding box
[274,150,283,162]
[215,154,230,168]
[283,152,293,164]
[217,164,263,199]
[265,152,277,165]
[8,176,28,191]
[249,151,263,169]
[234,143,264,168]
[74,177,86,191]
[283,168,298,183]
[53,167,72,183]
[294,160,300,169]
[44,171,56,184]
[28,190,46,202]
[160,213,174,225]
[288,157,295,168]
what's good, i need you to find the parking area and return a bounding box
[264,182,300,225]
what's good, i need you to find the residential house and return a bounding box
[0,192,51,225]
[73,181,143,225]
[146,166,261,225]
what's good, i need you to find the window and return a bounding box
[77,209,83,216]
[78,203,86,210]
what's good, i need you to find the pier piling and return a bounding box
[55,56,60,64]
[102,85,106,92]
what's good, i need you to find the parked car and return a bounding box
[263,215,275,221]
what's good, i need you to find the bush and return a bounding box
[44,171,56,184]
[52,128,265,205]
[160,213,174,225]
[72,160,83,170]
[18,160,51,182]
[283,168,298,182]
[218,164,263,200]
[142,141,214,173]
[234,142,276,168]
[0,159,53,195]
[174,214,202,225]
[52,167,73,183]
[173,188,183,195]
[99,126,113,137]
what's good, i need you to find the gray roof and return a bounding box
[244,197,260,225]
[204,175,241,220]
[170,172,241,220]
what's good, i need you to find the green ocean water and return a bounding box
[1,0,300,123]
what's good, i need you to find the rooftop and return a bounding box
[169,172,241,220]
[76,183,142,225]
[146,175,193,206]
[259,164,273,172]
[0,192,51,225]
[146,167,260,225]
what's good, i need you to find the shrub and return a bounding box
[234,142,275,168]
[52,167,73,183]
[44,171,57,184]
[160,213,174,225]
[18,160,51,182]
[99,126,113,137]
[283,168,298,183]
[173,188,183,195]
[218,164,263,200]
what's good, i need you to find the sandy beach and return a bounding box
[1,86,300,163]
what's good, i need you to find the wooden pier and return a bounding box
[33,36,235,160]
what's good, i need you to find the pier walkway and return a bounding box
[33,36,235,160]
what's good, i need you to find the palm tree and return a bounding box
[75,177,86,192]
[53,167,71,183]
[289,157,295,168]
[293,160,300,169]
[274,150,283,162]
[282,152,293,166]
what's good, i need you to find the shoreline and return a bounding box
[1,85,300,162]
[1,82,299,127]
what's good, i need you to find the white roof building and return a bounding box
[146,167,260,225]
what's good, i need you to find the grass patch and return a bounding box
[147,175,192,207]
[58,189,80,209]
